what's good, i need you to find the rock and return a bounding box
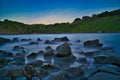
[84,51,100,57]
[53,36,69,42]
[84,39,103,47]
[78,58,88,63]
[29,42,38,45]
[21,38,31,41]
[37,50,44,56]
[45,46,53,51]
[0,58,11,68]
[11,55,25,65]
[44,39,55,44]
[22,65,38,80]
[65,67,84,78]
[37,38,42,41]
[54,55,76,69]
[28,60,43,67]
[100,47,114,51]
[0,65,23,80]
[55,42,72,57]
[44,51,53,63]
[75,40,81,43]
[41,64,59,73]
[12,37,19,42]
[88,72,120,80]
[12,45,24,51]
[47,71,68,80]
[0,37,11,45]
[0,50,13,58]
[94,54,120,65]
[27,53,37,59]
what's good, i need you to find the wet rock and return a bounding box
[94,54,120,65]
[27,53,37,59]
[65,67,84,78]
[54,55,76,69]
[12,45,24,51]
[44,39,55,44]
[100,47,114,51]
[28,60,43,67]
[55,42,72,57]
[45,46,53,51]
[44,51,53,63]
[12,37,19,42]
[54,36,69,42]
[21,38,31,41]
[0,37,11,45]
[0,65,23,80]
[84,51,100,57]
[29,42,39,45]
[47,71,68,80]
[22,65,38,80]
[84,39,103,47]
[88,72,120,80]
[0,50,13,58]
[75,40,81,43]
[37,38,42,41]
[11,55,25,65]
[37,50,44,56]
[78,58,88,63]
[0,58,11,68]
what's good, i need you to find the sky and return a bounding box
[0,0,120,24]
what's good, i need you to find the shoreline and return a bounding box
[0,32,120,35]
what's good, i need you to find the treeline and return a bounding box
[0,9,120,34]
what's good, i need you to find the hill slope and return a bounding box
[0,9,120,34]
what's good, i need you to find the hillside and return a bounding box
[0,9,120,34]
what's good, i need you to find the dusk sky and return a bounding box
[0,0,120,24]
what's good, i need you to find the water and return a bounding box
[0,33,120,54]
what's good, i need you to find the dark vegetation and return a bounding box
[0,9,120,34]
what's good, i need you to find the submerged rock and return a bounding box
[55,42,72,57]
[0,37,11,45]
[45,46,53,51]
[84,39,103,47]
[44,51,53,63]
[0,58,11,68]
[21,38,31,41]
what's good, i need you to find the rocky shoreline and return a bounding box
[0,36,120,80]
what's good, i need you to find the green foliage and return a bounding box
[0,9,120,34]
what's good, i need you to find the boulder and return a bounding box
[12,37,19,42]
[84,39,103,47]
[0,37,11,45]
[54,36,69,42]
[55,42,72,57]
[45,46,53,51]
[27,53,37,60]
[37,38,42,41]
